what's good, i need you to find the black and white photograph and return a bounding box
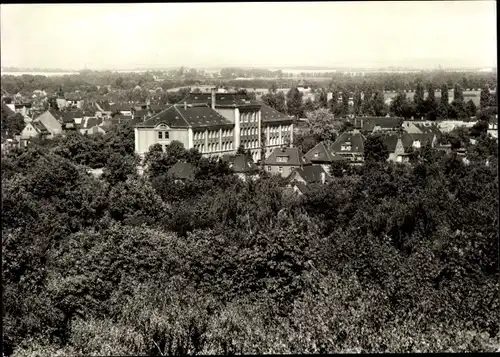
[1,1,498,355]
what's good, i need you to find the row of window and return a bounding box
[194,142,234,153]
[267,137,287,146]
[241,127,258,136]
[267,166,283,173]
[267,125,291,134]
[240,112,257,123]
[158,131,170,140]
[242,139,259,149]
[194,130,233,140]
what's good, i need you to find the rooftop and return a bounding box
[264,146,312,166]
[137,104,232,129]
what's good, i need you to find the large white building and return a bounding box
[134,89,294,161]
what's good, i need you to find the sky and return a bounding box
[0,1,497,70]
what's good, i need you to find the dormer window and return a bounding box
[341,142,352,151]
[314,152,319,158]
[276,156,289,163]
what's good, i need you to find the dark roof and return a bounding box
[260,103,291,123]
[293,182,311,194]
[347,117,403,132]
[167,162,196,180]
[221,154,257,173]
[380,134,400,152]
[133,109,150,118]
[330,131,366,153]
[66,94,82,101]
[304,141,337,163]
[32,121,49,133]
[380,133,435,152]
[111,103,132,112]
[138,104,232,129]
[61,111,76,123]
[15,102,32,108]
[184,92,260,108]
[113,114,133,120]
[1,103,15,117]
[96,100,111,111]
[414,123,442,135]
[71,109,84,118]
[264,147,312,166]
[82,117,103,129]
[47,109,63,122]
[291,165,330,184]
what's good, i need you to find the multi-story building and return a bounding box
[134,89,293,162]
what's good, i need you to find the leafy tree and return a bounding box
[453,83,464,103]
[101,153,138,186]
[1,112,25,136]
[304,97,316,112]
[425,83,438,120]
[465,99,477,118]
[470,120,488,138]
[353,89,362,116]
[390,91,410,118]
[414,80,425,118]
[480,84,490,108]
[316,89,328,109]
[286,87,305,119]
[438,84,449,119]
[236,145,252,160]
[362,88,374,115]
[305,108,342,142]
[262,90,287,114]
[364,135,389,162]
[371,90,387,117]
[341,90,350,117]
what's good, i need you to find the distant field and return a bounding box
[1,71,79,77]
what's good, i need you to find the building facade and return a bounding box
[134,89,293,162]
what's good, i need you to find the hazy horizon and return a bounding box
[1,2,497,71]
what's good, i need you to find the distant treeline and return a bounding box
[1,70,496,100]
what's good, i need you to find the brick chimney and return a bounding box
[211,88,216,109]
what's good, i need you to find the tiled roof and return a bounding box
[66,94,82,101]
[111,103,132,112]
[221,154,257,173]
[96,100,111,111]
[32,120,49,133]
[291,165,330,184]
[138,104,232,129]
[264,147,311,166]
[133,109,149,118]
[293,182,310,194]
[82,117,103,129]
[304,141,337,163]
[183,92,261,108]
[380,134,400,153]
[61,111,76,123]
[71,109,84,118]
[167,162,196,180]
[380,133,435,152]
[1,103,15,117]
[347,117,403,132]
[414,123,442,135]
[330,131,366,153]
[260,103,291,123]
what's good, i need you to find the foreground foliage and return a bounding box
[2,127,499,355]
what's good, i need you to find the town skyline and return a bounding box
[1,1,497,71]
